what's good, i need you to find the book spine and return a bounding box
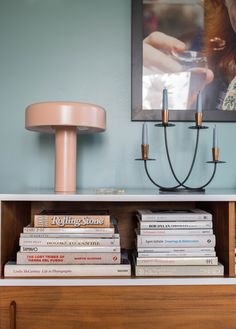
[137,251,216,257]
[138,229,213,235]
[135,264,224,277]
[20,246,121,253]
[137,247,215,253]
[23,226,115,233]
[4,264,131,277]
[20,233,119,238]
[139,221,213,229]
[136,235,216,248]
[19,237,120,247]
[140,215,212,221]
[136,257,218,266]
[34,215,111,228]
[17,252,121,265]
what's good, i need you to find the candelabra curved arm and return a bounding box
[163,125,200,187]
[144,160,181,190]
[144,158,218,192]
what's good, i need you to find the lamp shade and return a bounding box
[25,101,106,192]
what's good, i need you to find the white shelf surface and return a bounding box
[1,188,236,202]
[1,277,236,287]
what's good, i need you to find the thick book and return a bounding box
[137,229,213,236]
[135,256,218,266]
[19,237,120,247]
[4,260,131,277]
[16,251,121,265]
[137,251,216,257]
[136,235,216,248]
[135,262,224,277]
[137,209,212,221]
[20,246,121,253]
[34,210,111,228]
[23,225,116,234]
[137,247,215,253]
[138,220,213,229]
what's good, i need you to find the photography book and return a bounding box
[4,260,131,277]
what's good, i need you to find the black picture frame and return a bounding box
[131,0,236,122]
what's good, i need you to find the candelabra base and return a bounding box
[159,187,205,194]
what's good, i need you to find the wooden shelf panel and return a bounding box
[1,285,236,329]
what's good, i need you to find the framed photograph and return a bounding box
[131,0,236,122]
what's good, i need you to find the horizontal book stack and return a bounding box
[4,210,131,277]
[133,208,224,277]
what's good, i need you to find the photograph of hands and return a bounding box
[132,0,236,121]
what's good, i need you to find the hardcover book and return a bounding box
[137,209,212,221]
[137,251,216,257]
[135,262,224,277]
[136,235,216,248]
[16,251,121,265]
[137,247,215,253]
[19,237,120,247]
[23,224,116,234]
[34,210,111,228]
[137,229,213,236]
[137,220,213,229]
[135,256,218,266]
[20,232,120,239]
[20,246,121,253]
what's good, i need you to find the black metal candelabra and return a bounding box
[136,97,225,193]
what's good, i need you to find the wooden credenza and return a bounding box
[1,189,236,329]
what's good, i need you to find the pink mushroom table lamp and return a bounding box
[25,102,106,193]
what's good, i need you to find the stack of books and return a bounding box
[133,208,224,277]
[4,210,131,277]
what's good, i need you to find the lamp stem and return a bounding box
[54,126,77,192]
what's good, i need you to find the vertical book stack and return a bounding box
[134,208,224,277]
[4,210,131,277]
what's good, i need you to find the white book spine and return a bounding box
[20,233,119,238]
[136,235,216,248]
[136,257,218,266]
[17,252,121,265]
[23,226,115,234]
[19,237,120,247]
[139,221,213,229]
[138,209,212,221]
[20,246,121,253]
[4,263,131,277]
[137,247,215,253]
[138,229,213,235]
[138,251,216,257]
[135,263,224,277]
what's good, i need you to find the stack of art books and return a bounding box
[134,208,224,277]
[4,210,131,277]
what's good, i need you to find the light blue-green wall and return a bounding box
[0,0,235,191]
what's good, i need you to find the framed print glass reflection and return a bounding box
[131,0,236,121]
